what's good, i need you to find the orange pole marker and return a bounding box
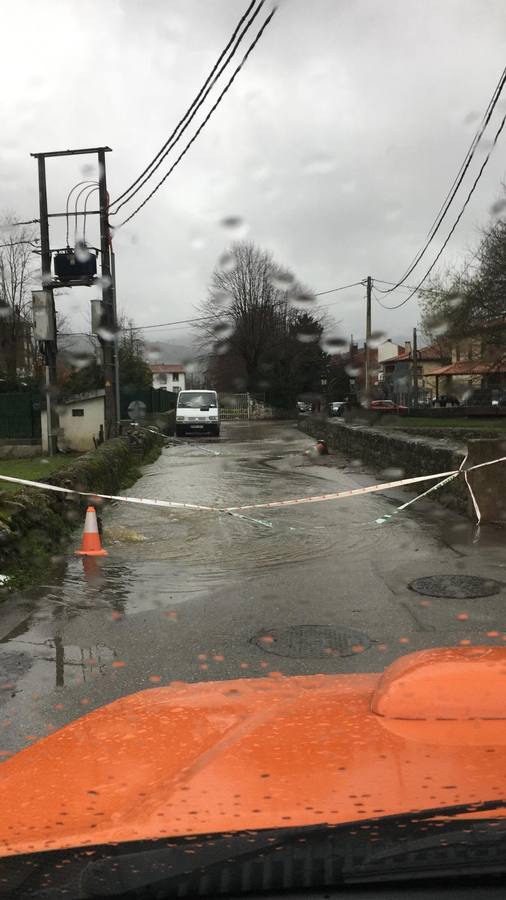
[75,506,108,557]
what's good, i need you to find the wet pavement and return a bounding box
[1,420,506,756]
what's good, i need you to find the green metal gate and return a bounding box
[0,393,41,441]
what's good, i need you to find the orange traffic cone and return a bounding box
[75,506,108,557]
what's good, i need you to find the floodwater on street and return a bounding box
[1,420,505,756]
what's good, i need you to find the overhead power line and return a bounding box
[372,277,442,294]
[115,7,277,229]
[314,280,364,296]
[110,0,263,214]
[425,66,506,241]
[374,108,506,310]
[59,275,365,338]
[376,64,506,296]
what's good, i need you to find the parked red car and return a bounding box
[370,399,408,413]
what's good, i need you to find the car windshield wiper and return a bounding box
[7,800,506,899]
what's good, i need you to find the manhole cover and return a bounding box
[409,575,502,599]
[252,625,371,659]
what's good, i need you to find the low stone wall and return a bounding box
[0,425,163,584]
[0,444,42,459]
[299,416,471,516]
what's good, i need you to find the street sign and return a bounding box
[127,400,147,421]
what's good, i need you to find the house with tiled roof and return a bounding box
[149,364,186,393]
[429,336,506,402]
[380,343,451,404]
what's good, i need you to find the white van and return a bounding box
[175,390,220,437]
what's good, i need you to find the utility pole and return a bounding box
[364,276,372,405]
[110,247,121,433]
[31,147,116,442]
[35,156,58,455]
[412,326,419,408]
[97,149,117,438]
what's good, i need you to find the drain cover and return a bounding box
[409,574,502,599]
[252,625,371,659]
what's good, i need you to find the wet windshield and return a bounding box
[177,391,217,408]
[1,1,506,897]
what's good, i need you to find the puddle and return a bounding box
[0,638,116,699]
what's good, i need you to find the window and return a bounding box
[172,373,179,382]
[72,408,84,417]
[157,373,167,384]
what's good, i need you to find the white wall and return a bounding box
[378,340,401,363]
[41,396,105,452]
[152,372,186,392]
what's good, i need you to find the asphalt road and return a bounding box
[1,420,506,756]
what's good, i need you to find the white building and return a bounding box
[377,339,404,364]
[150,364,186,393]
[41,390,105,452]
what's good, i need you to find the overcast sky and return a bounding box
[1,0,506,352]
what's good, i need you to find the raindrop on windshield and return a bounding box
[463,110,480,125]
[213,290,233,306]
[296,332,319,343]
[95,274,112,289]
[75,240,91,263]
[220,216,248,237]
[290,290,316,305]
[430,319,449,336]
[0,303,9,319]
[270,271,295,290]
[368,330,386,348]
[321,336,347,351]
[345,364,362,377]
[70,352,95,370]
[145,345,161,362]
[212,321,234,338]
[216,341,231,356]
[490,197,506,217]
[218,252,235,272]
[97,326,118,342]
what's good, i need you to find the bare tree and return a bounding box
[0,214,37,378]
[196,241,327,402]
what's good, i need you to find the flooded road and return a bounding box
[1,420,506,755]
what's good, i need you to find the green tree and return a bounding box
[420,202,506,354]
[118,318,153,390]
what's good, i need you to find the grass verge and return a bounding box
[0,454,82,493]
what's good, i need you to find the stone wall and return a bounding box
[0,426,163,583]
[299,416,471,516]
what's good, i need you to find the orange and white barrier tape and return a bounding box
[0,454,504,521]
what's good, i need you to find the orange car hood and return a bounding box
[1,646,506,857]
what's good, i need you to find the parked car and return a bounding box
[296,400,311,413]
[370,399,408,413]
[329,401,345,417]
[433,395,460,408]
